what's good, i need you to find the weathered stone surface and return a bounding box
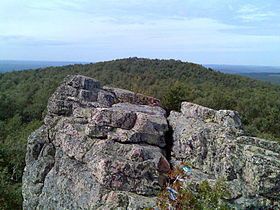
[97,191,158,210]
[66,75,100,90]
[181,102,242,129]
[107,104,168,147]
[90,107,137,130]
[22,126,55,209]
[23,75,168,210]
[169,102,280,209]
[23,77,279,210]
[103,86,163,107]
[181,101,217,120]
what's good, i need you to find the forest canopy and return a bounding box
[0,57,279,209]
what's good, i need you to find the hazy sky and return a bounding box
[1,0,280,65]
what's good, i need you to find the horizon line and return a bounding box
[1,58,280,68]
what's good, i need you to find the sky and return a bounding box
[0,0,280,65]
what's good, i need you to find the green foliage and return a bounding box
[163,83,187,111]
[0,172,22,210]
[0,57,279,208]
[163,82,198,111]
[157,165,232,210]
[0,118,41,209]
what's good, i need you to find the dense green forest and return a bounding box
[0,57,279,209]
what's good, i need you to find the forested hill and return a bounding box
[0,57,279,208]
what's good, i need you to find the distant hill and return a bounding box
[0,60,89,73]
[0,57,279,209]
[239,73,280,84]
[205,64,280,74]
[204,64,280,84]
[2,61,280,84]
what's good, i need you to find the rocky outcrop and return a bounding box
[23,75,279,209]
[22,75,170,209]
[169,102,280,209]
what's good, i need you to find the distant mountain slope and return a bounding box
[205,64,280,84]
[0,60,88,73]
[240,72,280,84]
[205,64,280,74]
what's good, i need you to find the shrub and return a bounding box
[157,164,232,210]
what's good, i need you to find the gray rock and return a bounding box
[65,75,100,90]
[215,110,242,129]
[98,191,158,210]
[169,102,280,209]
[113,102,166,116]
[181,102,242,129]
[23,77,279,210]
[23,75,169,210]
[104,86,163,107]
[181,102,217,120]
[97,90,116,107]
[90,107,137,130]
[83,140,164,195]
[107,104,168,147]
[22,126,55,209]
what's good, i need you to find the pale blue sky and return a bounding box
[1,0,280,65]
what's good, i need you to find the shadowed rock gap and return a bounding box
[163,122,174,165]
[22,75,279,210]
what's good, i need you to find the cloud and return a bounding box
[0,0,280,65]
[237,4,259,13]
[28,0,87,12]
[237,4,277,22]
[239,12,276,22]
[0,35,71,46]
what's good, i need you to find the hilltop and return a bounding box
[205,64,280,84]
[0,57,279,208]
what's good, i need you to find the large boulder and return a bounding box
[168,102,280,209]
[22,75,170,210]
[22,77,279,209]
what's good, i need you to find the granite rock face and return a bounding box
[23,76,279,209]
[169,102,280,209]
[22,75,169,210]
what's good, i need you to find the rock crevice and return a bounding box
[23,75,279,209]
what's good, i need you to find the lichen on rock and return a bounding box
[22,75,169,210]
[22,75,279,210]
[168,102,280,209]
